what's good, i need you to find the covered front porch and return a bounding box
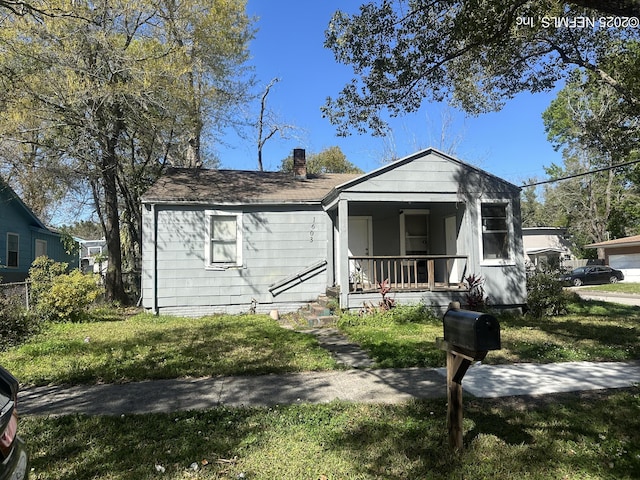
[318,149,526,311]
[325,198,473,310]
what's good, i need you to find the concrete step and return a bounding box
[316,294,331,308]
[299,297,339,327]
[303,314,338,328]
[308,303,331,317]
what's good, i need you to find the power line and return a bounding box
[521,159,640,187]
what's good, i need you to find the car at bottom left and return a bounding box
[0,365,28,480]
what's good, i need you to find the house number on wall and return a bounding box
[310,217,316,243]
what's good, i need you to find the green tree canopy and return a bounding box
[540,58,640,246]
[0,0,254,301]
[279,146,363,175]
[323,0,640,135]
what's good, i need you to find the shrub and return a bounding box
[29,256,69,306]
[340,302,439,328]
[37,270,104,322]
[385,302,440,324]
[0,292,39,351]
[464,273,488,310]
[526,268,568,318]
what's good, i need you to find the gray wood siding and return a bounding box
[347,157,461,193]
[344,151,517,198]
[142,205,329,314]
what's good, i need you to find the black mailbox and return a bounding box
[443,309,501,352]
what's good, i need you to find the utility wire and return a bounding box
[522,159,640,187]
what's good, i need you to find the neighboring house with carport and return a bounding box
[141,148,527,316]
[585,235,640,282]
[522,227,575,269]
[0,176,78,283]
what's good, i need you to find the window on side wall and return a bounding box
[480,202,512,263]
[35,239,48,259]
[205,210,243,269]
[7,233,19,268]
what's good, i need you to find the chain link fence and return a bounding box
[0,281,32,310]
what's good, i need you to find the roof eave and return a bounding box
[0,176,49,230]
[585,241,640,249]
[141,198,325,207]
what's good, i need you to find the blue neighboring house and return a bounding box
[0,176,78,283]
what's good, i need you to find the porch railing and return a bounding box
[348,255,468,292]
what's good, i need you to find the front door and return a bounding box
[348,217,373,286]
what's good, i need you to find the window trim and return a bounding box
[6,232,19,268]
[478,200,515,266]
[204,210,243,269]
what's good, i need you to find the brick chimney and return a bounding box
[293,148,307,180]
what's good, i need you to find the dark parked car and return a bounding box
[0,366,28,480]
[562,265,624,287]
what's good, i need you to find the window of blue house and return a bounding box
[7,233,19,268]
[35,239,48,258]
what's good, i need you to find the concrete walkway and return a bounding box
[20,360,640,417]
[17,323,640,417]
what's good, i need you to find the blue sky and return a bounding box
[216,0,565,186]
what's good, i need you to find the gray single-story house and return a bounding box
[141,148,527,316]
[0,176,78,282]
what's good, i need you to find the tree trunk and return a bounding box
[102,149,128,304]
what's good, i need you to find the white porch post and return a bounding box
[338,198,350,309]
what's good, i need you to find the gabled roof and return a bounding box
[331,148,521,194]
[0,175,48,230]
[586,235,640,249]
[142,148,520,206]
[141,168,360,204]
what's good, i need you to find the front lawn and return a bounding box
[22,388,640,479]
[581,282,640,294]
[1,298,638,387]
[0,313,340,386]
[337,301,640,367]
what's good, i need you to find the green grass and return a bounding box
[0,313,339,386]
[336,305,446,368]
[337,301,640,368]
[9,301,640,478]
[2,298,639,387]
[581,282,640,294]
[21,388,640,479]
[490,300,640,364]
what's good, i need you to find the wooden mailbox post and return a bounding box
[438,305,501,450]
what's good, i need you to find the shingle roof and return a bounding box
[586,235,640,249]
[141,168,361,204]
